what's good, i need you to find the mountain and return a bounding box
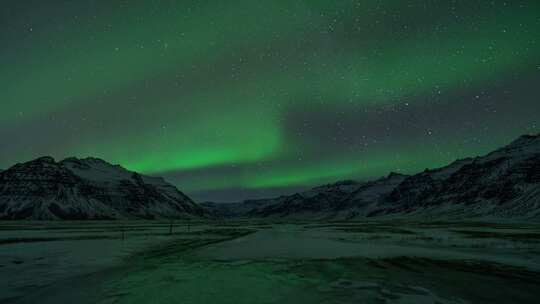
[2,134,538,221]
[205,134,540,220]
[0,156,205,220]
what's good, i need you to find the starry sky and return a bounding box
[1,1,539,202]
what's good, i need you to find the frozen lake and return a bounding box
[1,220,540,303]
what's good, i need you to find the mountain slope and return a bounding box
[0,156,205,220]
[207,134,540,220]
[375,134,540,219]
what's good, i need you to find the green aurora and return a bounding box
[1,0,539,201]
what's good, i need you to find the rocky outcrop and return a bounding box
[0,157,205,220]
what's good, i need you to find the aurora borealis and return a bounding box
[1,1,539,202]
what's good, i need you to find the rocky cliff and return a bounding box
[0,156,205,219]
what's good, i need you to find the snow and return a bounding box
[2,221,540,304]
[61,157,167,186]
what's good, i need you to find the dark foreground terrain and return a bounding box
[1,220,540,304]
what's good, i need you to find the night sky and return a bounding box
[1,1,539,202]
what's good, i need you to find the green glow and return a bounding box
[306,5,540,105]
[1,1,539,198]
[0,1,321,122]
[171,139,511,193]
[244,143,487,189]
[77,103,282,173]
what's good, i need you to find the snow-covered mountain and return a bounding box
[206,134,540,220]
[0,156,205,220]
[2,134,538,221]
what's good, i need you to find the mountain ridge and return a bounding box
[2,134,539,220]
[0,156,205,220]
[204,134,540,220]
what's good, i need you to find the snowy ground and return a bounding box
[1,220,540,303]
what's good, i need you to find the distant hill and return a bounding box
[0,156,205,220]
[204,134,540,221]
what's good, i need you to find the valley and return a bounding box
[2,220,540,304]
